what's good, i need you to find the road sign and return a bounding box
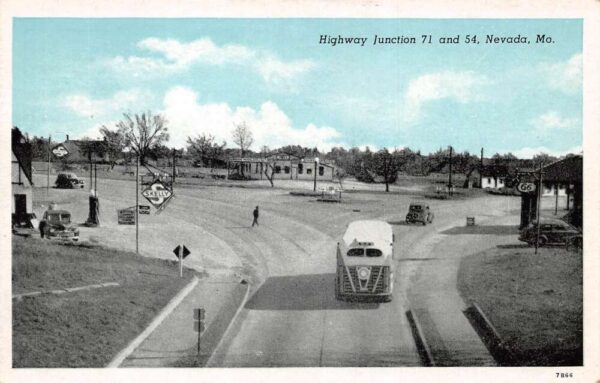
[517,182,537,193]
[52,144,70,159]
[173,245,191,259]
[117,208,135,225]
[194,308,205,321]
[138,205,151,215]
[142,181,173,209]
[194,321,206,332]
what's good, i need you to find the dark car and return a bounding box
[518,219,581,247]
[406,203,434,225]
[39,209,79,241]
[55,173,85,189]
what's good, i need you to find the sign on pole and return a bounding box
[194,308,206,358]
[51,144,70,159]
[138,205,151,215]
[117,208,136,225]
[173,245,191,278]
[142,181,174,212]
[517,182,537,194]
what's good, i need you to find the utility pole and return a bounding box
[448,146,453,195]
[535,162,543,255]
[47,135,51,195]
[135,154,139,255]
[172,149,177,189]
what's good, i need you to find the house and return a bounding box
[12,128,34,221]
[52,136,110,163]
[479,165,510,189]
[227,152,336,181]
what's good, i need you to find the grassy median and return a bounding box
[12,236,197,367]
[458,246,582,366]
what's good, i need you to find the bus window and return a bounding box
[347,248,364,256]
[366,249,382,257]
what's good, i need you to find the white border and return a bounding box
[1,1,599,382]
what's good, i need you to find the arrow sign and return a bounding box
[173,245,191,259]
[52,144,70,159]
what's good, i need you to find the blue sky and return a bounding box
[13,18,582,157]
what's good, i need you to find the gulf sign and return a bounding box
[142,181,173,208]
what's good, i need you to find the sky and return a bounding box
[12,18,582,158]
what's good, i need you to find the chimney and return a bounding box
[66,134,70,141]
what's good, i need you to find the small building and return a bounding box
[12,128,34,221]
[53,137,109,163]
[227,152,336,181]
[479,165,509,189]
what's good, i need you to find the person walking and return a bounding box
[252,206,259,227]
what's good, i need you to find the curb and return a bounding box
[463,302,515,366]
[199,281,251,367]
[106,276,199,368]
[405,310,435,367]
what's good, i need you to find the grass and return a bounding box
[457,246,582,366]
[12,236,198,367]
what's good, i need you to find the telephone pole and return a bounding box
[448,146,453,195]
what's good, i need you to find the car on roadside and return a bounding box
[55,172,85,189]
[518,219,581,247]
[39,209,80,241]
[405,203,434,225]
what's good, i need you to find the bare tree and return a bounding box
[116,112,169,165]
[263,161,275,187]
[232,121,254,158]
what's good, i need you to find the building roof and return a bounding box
[541,155,582,183]
[12,128,33,185]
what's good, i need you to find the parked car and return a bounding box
[405,203,434,225]
[518,219,581,247]
[55,173,85,189]
[39,209,79,241]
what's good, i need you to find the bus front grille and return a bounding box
[342,266,388,294]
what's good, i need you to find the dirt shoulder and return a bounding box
[457,245,583,366]
[12,236,198,367]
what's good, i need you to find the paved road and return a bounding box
[33,175,519,367]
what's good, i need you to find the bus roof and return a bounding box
[342,220,393,248]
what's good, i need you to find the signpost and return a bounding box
[51,144,70,159]
[194,308,206,359]
[117,208,136,225]
[517,182,537,194]
[142,181,174,212]
[173,245,191,278]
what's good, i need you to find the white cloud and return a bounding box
[402,70,489,124]
[162,86,342,151]
[509,145,582,159]
[529,111,580,131]
[63,89,155,119]
[107,37,315,87]
[540,53,582,95]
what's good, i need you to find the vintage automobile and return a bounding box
[55,173,85,189]
[39,209,80,241]
[335,220,395,302]
[405,203,434,225]
[518,219,581,247]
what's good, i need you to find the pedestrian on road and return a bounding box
[252,206,259,227]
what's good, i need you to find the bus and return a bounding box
[335,220,395,302]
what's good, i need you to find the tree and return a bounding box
[371,148,403,192]
[186,133,226,168]
[231,121,253,158]
[99,126,127,169]
[116,112,169,165]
